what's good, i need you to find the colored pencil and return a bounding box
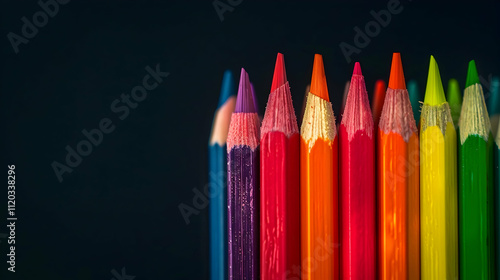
[458,60,495,280]
[341,80,350,116]
[340,62,375,279]
[496,121,500,276]
[260,53,300,280]
[209,70,236,280]
[407,79,421,123]
[227,68,260,280]
[419,55,458,280]
[489,76,499,136]
[300,54,339,279]
[447,78,462,127]
[372,79,387,127]
[377,53,420,280]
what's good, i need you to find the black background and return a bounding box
[0,0,498,279]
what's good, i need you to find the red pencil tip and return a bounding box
[353,62,362,75]
[388,53,406,90]
[271,53,287,92]
[310,54,329,101]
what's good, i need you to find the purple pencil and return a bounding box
[227,68,260,280]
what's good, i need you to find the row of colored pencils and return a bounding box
[208,52,500,280]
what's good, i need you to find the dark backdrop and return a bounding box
[0,1,498,279]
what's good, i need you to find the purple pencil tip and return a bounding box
[235,68,256,113]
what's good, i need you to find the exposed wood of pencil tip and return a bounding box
[341,62,373,140]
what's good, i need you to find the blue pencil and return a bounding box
[209,70,236,280]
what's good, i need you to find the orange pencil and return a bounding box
[378,53,420,279]
[300,54,339,279]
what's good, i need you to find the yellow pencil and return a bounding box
[420,56,458,279]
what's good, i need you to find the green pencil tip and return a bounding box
[424,55,446,106]
[465,60,480,88]
[446,79,462,105]
[447,79,462,127]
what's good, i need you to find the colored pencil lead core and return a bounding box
[465,60,480,88]
[310,54,329,101]
[353,61,362,75]
[424,55,446,106]
[388,53,406,90]
[271,53,287,92]
[236,68,257,113]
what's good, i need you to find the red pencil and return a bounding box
[260,53,300,280]
[340,62,375,279]
[371,79,387,127]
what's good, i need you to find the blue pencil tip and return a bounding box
[217,70,236,108]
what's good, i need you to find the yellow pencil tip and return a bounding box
[424,55,446,106]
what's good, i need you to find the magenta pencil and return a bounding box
[340,62,376,279]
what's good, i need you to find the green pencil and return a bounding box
[447,78,462,127]
[458,60,495,280]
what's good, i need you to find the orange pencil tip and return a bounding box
[310,54,329,101]
[388,53,406,90]
[271,53,287,92]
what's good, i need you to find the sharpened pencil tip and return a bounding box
[217,70,236,108]
[447,79,462,104]
[424,55,446,106]
[388,53,406,90]
[353,62,362,75]
[465,60,480,88]
[235,68,256,113]
[310,54,329,101]
[271,53,287,92]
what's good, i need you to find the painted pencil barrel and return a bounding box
[378,131,420,280]
[420,107,458,279]
[340,125,375,279]
[209,144,227,280]
[228,146,259,280]
[260,132,300,280]
[300,137,338,279]
[459,135,495,279]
